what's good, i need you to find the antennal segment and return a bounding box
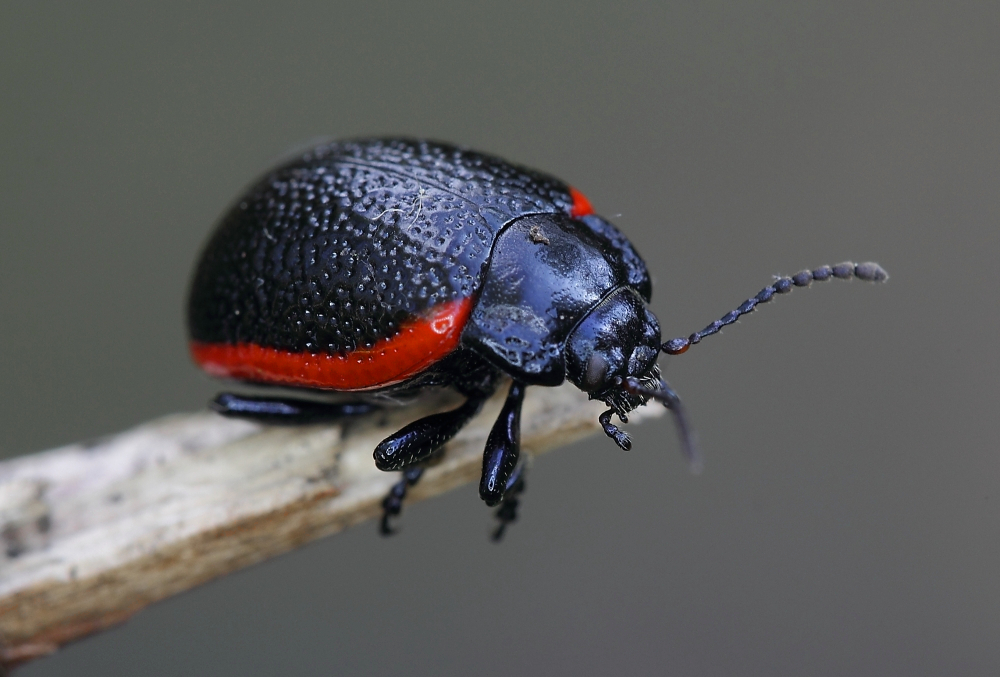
[663,261,888,355]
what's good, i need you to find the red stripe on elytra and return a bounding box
[190,297,473,391]
[569,186,594,218]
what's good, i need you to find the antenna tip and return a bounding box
[854,262,889,282]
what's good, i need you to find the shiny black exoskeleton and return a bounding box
[189,138,887,538]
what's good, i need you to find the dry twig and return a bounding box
[0,384,661,670]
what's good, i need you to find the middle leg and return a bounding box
[380,466,425,535]
[375,394,488,534]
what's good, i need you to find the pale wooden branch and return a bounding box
[0,383,661,670]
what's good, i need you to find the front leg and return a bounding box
[480,381,526,506]
[491,461,527,541]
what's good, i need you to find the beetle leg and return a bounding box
[599,408,632,451]
[374,394,487,534]
[373,395,486,471]
[491,461,527,542]
[480,381,526,506]
[210,392,379,424]
[380,466,425,536]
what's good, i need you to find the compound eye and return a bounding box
[583,352,611,392]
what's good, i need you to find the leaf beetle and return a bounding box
[188,138,887,538]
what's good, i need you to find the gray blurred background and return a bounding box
[2,1,998,675]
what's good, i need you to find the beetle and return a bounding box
[188,137,887,538]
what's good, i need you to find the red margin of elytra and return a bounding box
[569,186,595,218]
[190,297,473,391]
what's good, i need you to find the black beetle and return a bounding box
[188,138,886,538]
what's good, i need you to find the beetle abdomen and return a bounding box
[189,297,473,391]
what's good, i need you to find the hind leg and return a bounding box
[210,392,379,424]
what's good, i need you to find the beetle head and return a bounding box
[565,287,661,412]
[565,285,700,469]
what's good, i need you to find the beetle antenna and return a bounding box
[662,261,888,355]
[622,377,703,474]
